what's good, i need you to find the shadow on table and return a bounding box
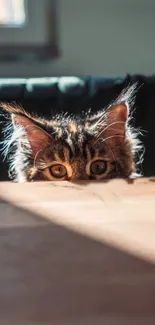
[71,177,135,187]
[0,199,155,325]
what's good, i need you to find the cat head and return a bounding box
[0,85,143,182]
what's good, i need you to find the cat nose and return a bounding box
[70,172,87,181]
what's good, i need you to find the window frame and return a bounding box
[0,0,59,61]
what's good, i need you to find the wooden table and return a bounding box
[0,178,155,325]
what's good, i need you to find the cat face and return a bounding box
[1,86,142,182]
[26,112,134,182]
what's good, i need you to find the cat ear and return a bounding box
[12,113,52,157]
[89,84,137,144]
[90,102,129,145]
[101,102,129,145]
[106,102,128,134]
[0,103,51,157]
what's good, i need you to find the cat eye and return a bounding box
[50,164,67,179]
[90,160,106,175]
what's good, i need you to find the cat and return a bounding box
[0,84,143,182]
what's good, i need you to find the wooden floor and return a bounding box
[0,178,155,325]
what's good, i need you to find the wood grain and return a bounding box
[0,178,155,325]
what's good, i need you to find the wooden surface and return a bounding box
[0,178,155,325]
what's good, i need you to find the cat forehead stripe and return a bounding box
[67,123,77,133]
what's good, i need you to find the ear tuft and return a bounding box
[0,102,31,118]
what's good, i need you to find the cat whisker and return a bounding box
[89,112,107,130]
[103,140,119,175]
[33,148,44,169]
[94,120,126,145]
[102,135,125,143]
[98,120,125,134]
[94,111,107,125]
[133,145,145,175]
[94,133,125,146]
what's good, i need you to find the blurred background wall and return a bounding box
[0,0,154,77]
